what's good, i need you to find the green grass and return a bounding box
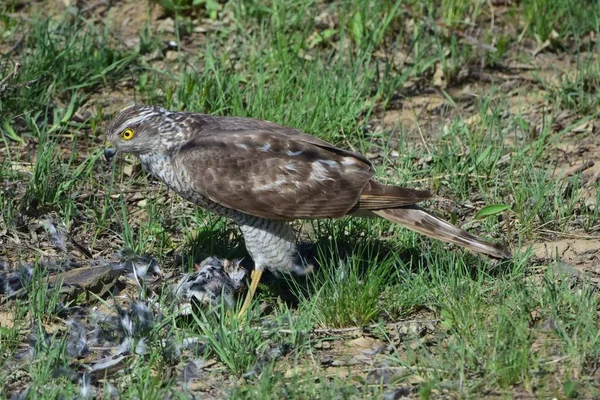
[384,259,600,396]
[544,45,600,115]
[297,230,398,328]
[1,0,600,398]
[522,0,600,42]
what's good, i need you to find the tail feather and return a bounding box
[357,180,432,209]
[371,206,512,260]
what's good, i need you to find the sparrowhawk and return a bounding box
[104,105,511,317]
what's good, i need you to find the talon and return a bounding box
[237,269,263,320]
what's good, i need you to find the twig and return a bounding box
[81,0,109,13]
[406,172,497,184]
[542,356,571,365]
[273,319,440,335]
[0,286,27,304]
[536,229,600,240]
[5,36,24,56]
[6,77,40,90]
[410,98,432,156]
[0,62,20,88]
[65,232,94,260]
[488,0,495,33]
[0,61,39,96]
[564,160,595,179]
[435,21,497,53]
[75,187,164,201]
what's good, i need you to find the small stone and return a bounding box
[406,375,425,385]
[348,336,377,349]
[408,323,419,335]
[398,325,409,335]
[315,341,331,350]
[331,358,359,366]
[166,51,179,61]
[158,18,175,33]
[284,366,310,379]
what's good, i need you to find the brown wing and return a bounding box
[181,113,373,166]
[172,129,376,219]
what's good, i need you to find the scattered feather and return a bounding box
[115,337,133,356]
[89,355,127,379]
[0,263,33,295]
[39,217,68,253]
[79,373,96,399]
[104,382,120,399]
[180,359,205,391]
[8,386,30,400]
[117,248,162,281]
[135,337,149,355]
[66,319,90,357]
[163,336,205,363]
[131,301,154,331]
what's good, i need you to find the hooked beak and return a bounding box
[104,143,117,161]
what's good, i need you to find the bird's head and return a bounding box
[104,105,169,161]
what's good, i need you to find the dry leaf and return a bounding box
[433,63,447,88]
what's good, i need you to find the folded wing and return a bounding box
[173,129,376,219]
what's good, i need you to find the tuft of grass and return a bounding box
[24,133,99,212]
[1,14,137,121]
[150,0,220,19]
[295,220,399,328]
[191,304,269,375]
[522,0,600,42]
[551,49,600,115]
[382,251,600,396]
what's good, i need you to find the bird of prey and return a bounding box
[104,105,512,317]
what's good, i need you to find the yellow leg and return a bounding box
[237,269,263,319]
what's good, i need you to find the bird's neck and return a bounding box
[139,152,175,183]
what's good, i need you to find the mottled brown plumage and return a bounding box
[104,105,511,315]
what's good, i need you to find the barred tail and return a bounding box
[371,206,512,259]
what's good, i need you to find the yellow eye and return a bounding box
[121,128,135,140]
